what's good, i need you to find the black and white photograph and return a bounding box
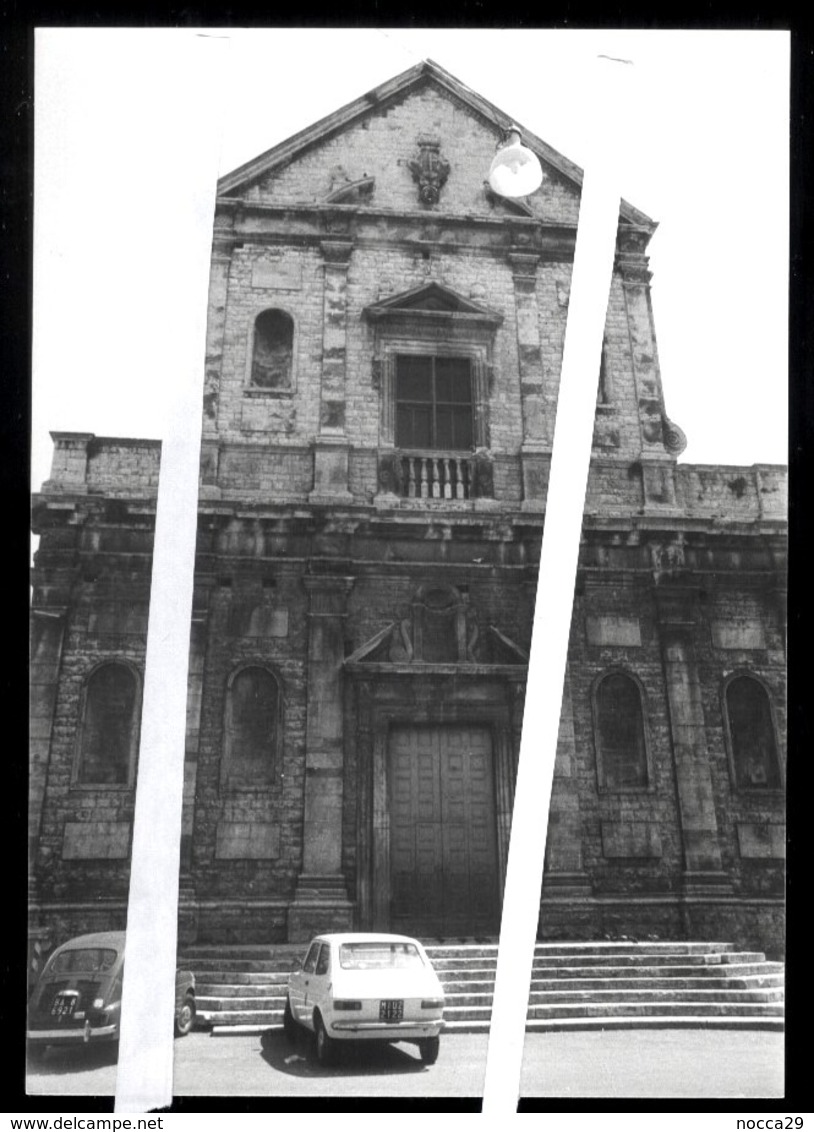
[27,27,788,1109]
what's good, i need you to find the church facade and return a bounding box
[30,62,786,955]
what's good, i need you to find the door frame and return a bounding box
[352,672,523,932]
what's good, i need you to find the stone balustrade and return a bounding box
[397,450,476,500]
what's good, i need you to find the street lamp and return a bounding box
[488,125,544,198]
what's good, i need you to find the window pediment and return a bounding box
[364,282,503,329]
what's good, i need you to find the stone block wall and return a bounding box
[189,569,309,911]
[247,84,581,226]
[33,594,147,905]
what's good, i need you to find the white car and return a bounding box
[285,933,445,1065]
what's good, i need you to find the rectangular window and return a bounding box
[395,355,473,450]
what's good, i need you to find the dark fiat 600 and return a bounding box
[27,931,196,1059]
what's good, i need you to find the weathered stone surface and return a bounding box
[601,821,663,859]
[737,823,785,859]
[586,615,642,647]
[711,621,767,650]
[29,61,786,956]
[62,822,132,860]
[215,821,281,859]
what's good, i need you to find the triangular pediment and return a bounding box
[217,59,655,233]
[364,282,503,327]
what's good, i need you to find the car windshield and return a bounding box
[338,942,425,970]
[49,948,118,974]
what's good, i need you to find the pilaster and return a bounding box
[542,667,592,897]
[508,248,551,512]
[655,580,733,895]
[29,607,68,888]
[178,586,212,944]
[289,573,355,941]
[616,233,669,461]
[310,238,354,504]
[202,249,231,440]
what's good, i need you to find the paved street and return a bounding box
[27,1028,784,1101]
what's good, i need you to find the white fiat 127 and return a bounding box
[285,933,445,1065]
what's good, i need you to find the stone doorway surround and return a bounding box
[347,666,525,932]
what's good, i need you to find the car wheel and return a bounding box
[418,1036,440,1065]
[174,993,196,1037]
[28,1044,49,1064]
[283,998,297,1044]
[314,1013,335,1067]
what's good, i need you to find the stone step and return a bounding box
[210,1015,784,1037]
[524,961,783,979]
[528,973,784,991]
[196,977,290,993]
[447,1016,785,1034]
[196,983,287,997]
[184,945,303,960]
[185,939,783,1035]
[198,995,286,1011]
[202,1010,284,1026]
[182,958,300,974]
[525,1000,785,1019]
[440,1000,784,1024]
[438,972,784,994]
[185,941,743,962]
[440,988,784,1010]
[194,973,785,1008]
[424,941,738,957]
[427,952,755,970]
[526,988,785,1004]
[184,950,771,975]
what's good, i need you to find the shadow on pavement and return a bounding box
[27,1041,119,1078]
[259,1028,427,1078]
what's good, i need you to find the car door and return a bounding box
[289,942,320,1026]
[305,942,332,1023]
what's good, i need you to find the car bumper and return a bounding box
[27,1023,118,1044]
[329,1019,444,1039]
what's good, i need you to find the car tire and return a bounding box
[28,1044,49,1063]
[283,998,297,1043]
[314,1013,335,1067]
[418,1036,440,1065]
[174,993,196,1037]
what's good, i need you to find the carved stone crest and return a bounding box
[408,138,451,206]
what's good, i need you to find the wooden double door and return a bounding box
[389,724,500,937]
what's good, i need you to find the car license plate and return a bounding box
[379,999,404,1022]
[51,993,77,1018]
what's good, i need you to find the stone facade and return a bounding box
[30,62,786,957]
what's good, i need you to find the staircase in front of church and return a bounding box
[181,940,784,1035]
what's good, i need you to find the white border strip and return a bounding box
[481,61,629,1114]
[114,35,227,1113]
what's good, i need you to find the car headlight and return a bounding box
[421,999,444,1009]
[332,1000,362,1011]
[92,998,106,1010]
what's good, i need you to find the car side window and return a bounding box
[315,944,330,976]
[303,943,320,974]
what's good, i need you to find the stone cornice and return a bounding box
[215,202,657,266]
